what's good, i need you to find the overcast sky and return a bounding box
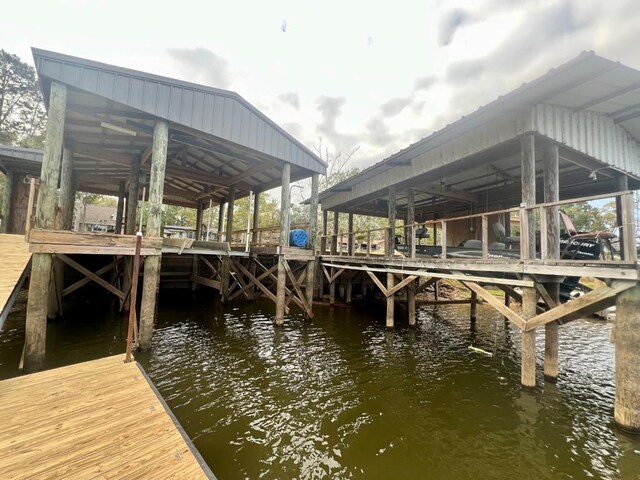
[3,0,640,178]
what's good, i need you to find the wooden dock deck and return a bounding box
[0,355,214,479]
[0,234,31,328]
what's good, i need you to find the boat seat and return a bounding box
[489,241,506,249]
[462,239,482,249]
[492,222,520,247]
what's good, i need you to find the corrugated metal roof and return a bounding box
[319,51,640,204]
[32,48,326,175]
[0,144,43,176]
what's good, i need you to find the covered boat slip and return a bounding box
[17,48,325,374]
[0,355,214,479]
[316,52,640,432]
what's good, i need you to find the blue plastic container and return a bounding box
[289,229,309,248]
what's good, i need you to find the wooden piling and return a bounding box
[191,200,203,290]
[329,211,339,305]
[0,171,13,233]
[520,134,536,257]
[614,284,640,433]
[115,180,125,234]
[386,186,396,327]
[470,291,478,322]
[217,202,225,241]
[406,188,416,326]
[543,144,560,382]
[139,121,168,350]
[226,185,236,244]
[275,163,291,326]
[521,283,538,388]
[252,191,260,245]
[125,156,141,235]
[306,174,319,314]
[24,81,67,373]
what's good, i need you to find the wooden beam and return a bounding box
[525,281,636,331]
[62,258,123,297]
[458,278,526,330]
[57,254,125,300]
[190,275,221,291]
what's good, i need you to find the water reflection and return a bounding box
[0,292,639,479]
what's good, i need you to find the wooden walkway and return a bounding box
[0,234,31,328]
[0,355,214,479]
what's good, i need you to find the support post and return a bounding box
[192,200,203,290]
[0,171,13,233]
[139,121,168,350]
[521,282,538,388]
[543,144,560,382]
[49,146,75,319]
[115,180,125,234]
[275,163,290,325]
[386,185,396,327]
[406,188,416,326]
[217,202,225,241]
[615,175,629,257]
[329,211,338,305]
[470,291,478,322]
[226,185,236,244]
[24,81,67,373]
[125,156,141,235]
[306,174,319,313]
[614,285,640,433]
[521,133,536,258]
[252,191,260,245]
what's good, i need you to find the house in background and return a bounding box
[73,201,117,233]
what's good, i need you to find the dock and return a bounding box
[0,234,31,328]
[0,355,214,479]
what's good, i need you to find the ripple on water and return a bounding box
[1,292,639,479]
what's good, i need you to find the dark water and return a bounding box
[1,292,640,479]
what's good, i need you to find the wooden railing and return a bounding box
[225,223,311,247]
[319,191,637,264]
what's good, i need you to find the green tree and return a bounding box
[561,201,616,232]
[0,50,46,147]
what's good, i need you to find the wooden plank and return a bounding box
[29,244,160,256]
[458,277,527,330]
[28,229,162,249]
[228,262,277,301]
[322,262,535,287]
[57,254,126,300]
[234,260,287,313]
[190,275,221,291]
[524,281,636,331]
[0,355,211,479]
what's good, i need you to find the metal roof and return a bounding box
[0,144,43,176]
[32,48,325,175]
[319,51,640,210]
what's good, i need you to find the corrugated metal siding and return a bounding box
[321,111,525,210]
[533,104,640,177]
[32,49,325,175]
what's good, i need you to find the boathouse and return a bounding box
[11,48,325,373]
[315,52,640,432]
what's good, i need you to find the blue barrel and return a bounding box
[289,229,308,248]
